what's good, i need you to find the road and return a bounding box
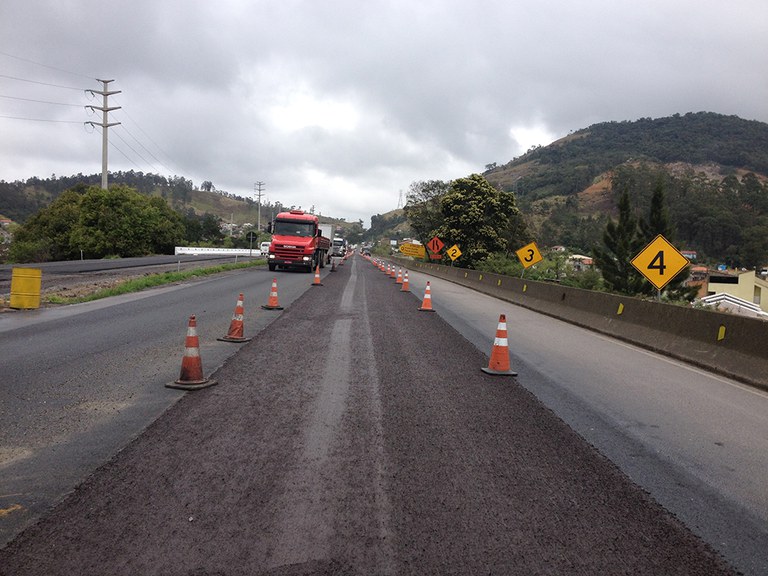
[0,254,765,574]
[0,264,314,545]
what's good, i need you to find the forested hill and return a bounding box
[485,112,768,267]
[0,172,262,226]
[487,112,768,199]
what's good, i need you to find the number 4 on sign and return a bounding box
[631,234,689,291]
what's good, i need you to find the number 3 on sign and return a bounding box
[515,241,543,269]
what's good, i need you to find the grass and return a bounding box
[44,260,263,305]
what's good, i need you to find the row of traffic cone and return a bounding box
[168,278,292,390]
[370,257,515,377]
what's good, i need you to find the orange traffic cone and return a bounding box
[167,315,218,390]
[481,314,517,376]
[418,281,435,311]
[389,265,396,279]
[218,293,251,343]
[395,268,403,284]
[262,278,284,310]
[311,264,323,286]
[400,270,410,292]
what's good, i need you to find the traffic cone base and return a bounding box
[167,378,219,391]
[218,335,251,343]
[481,314,517,376]
[262,278,284,310]
[167,315,218,390]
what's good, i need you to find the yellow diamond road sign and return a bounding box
[515,241,543,269]
[447,244,462,261]
[631,234,689,290]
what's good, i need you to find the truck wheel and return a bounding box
[268,263,276,272]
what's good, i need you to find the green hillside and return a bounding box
[484,112,768,266]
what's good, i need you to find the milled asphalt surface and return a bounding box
[0,255,738,575]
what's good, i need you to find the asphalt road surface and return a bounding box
[0,256,739,575]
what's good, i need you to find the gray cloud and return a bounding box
[2,0,766,225]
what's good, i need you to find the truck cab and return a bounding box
[267,210,331,272]
[331,237,347,257]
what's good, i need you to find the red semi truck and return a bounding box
[266,210,332,272]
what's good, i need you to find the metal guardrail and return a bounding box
[174,247,263,256]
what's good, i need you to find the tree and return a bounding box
[638,178,698,300]
[592,190,645,294]
[10,184,185,261]
[403,180,449,245]
[437,174,527,268]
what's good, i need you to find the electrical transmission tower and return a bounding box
[85,79,121,190]
[397,189,404,209]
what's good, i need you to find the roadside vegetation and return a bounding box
[41,260,263,306]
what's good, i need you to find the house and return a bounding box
[706,270,768,313]
[567,254,593,272]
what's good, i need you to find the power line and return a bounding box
[0,93,83,107]
[0,73,85,91]
[0,114,82,123]
[0,50,185,180]
[112,100,179,174]
[0,49,97,80]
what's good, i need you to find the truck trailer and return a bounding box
[267,210,332,272]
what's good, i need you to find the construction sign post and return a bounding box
[631,234,689,291]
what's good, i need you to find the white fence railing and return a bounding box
[174,247,263,256]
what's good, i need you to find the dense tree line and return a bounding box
[607,164,768,269]
[8,184,226,262]
[0,171,260,225]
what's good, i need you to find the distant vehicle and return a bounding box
[331,237,347,257]
[259,241,271,254]
[266,210,332,272]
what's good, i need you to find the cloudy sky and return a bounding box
[1,1,766,226]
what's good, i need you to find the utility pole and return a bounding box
[254,181,265,234]
[85,79,121,190]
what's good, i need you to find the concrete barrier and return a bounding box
[400,258,768,390]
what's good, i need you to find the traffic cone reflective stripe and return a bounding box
[481,314,517,376]
[312,265,323,286]
[262,278,284,310]
[418,281,435,311]
[219,293,251,343]
[400,271,410,292]
[167,315,218,390]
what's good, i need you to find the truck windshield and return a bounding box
[273,220,315,237]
